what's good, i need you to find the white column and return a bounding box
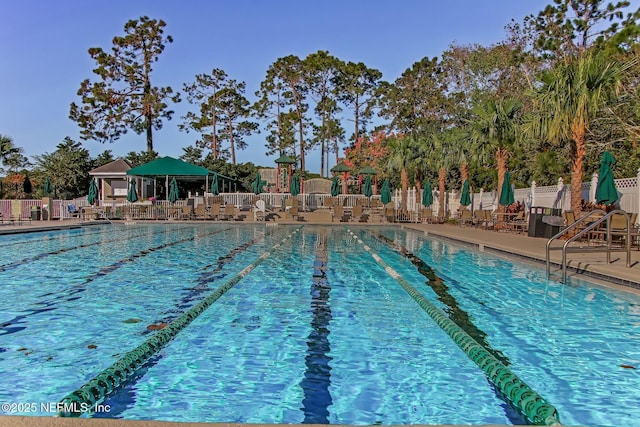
[636,167,640,225]
[530,181,537,209]
[590,172,598,203]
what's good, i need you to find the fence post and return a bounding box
[530,181,537,208]
[637,167,640,225]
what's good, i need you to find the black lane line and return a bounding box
[368,230,526,425]
[369,230,510,365]
[0,227,230,336]
[300,229,333,424]
[141,226,282,330]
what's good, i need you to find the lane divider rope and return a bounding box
[347,229,562,426]
[57,226,303,417]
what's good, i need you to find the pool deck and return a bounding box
[1,219,638,427]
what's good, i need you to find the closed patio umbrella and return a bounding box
[460,179,471,207]
[499,171,515,207]
[290,174,300,196]
[422,181,433,207]
[381,179,392,205]
[251,173,264,195]
[210,172,219,196]
[363,175,373,198]
[330,176,340,197]
[126,179,138,203]
[87,178,98,205]
[168,177,179,203]
[596,151,618,206]
[44,176,53,195]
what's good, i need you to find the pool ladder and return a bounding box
[545,209,632,283]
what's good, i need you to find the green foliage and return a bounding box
[93,150,115,168]
[126,150,159,167]
[32,137,93,199]
[69,16,180,153]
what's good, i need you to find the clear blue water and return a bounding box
[0,223,639,426]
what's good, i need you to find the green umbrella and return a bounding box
[422,181,433,207]
[43,176,53,194]
[251,173,264,195]
[381,179,392,205]
[330,176,340,197]
[168,177,179,203]
[87,178,98,205]
[290,174,300,196]
[363,175,373,198]
[23,175,32,194]
[460,179,471,207]
[499,171,515,207]
[596,151,618,205]
[210,172,219,196]
[126,179,138,203]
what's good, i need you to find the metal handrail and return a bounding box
[546,209,631,283]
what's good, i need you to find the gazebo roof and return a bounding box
[126,156,213,178]
[358,166,377,175]
[275,154,296,165]
[330,162,351,173]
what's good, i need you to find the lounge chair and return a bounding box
[384,202,395,223]
[221,204,237,221]
[194,204,209,220]
[208,203,221,220]
[332,205,345,222]
[67,204,80,219]
[457,209,474,227]
[351,203,364,222]
[286,206,301,221]
[181,205,195,220]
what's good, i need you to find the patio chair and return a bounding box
[181,205,195,220]
[194,204,208,220]
[221,204,237,221]
[208,203,221,221]
[351,203,364,222]
[332,205,346,222]
[286,206,301,221]
[508,211,528,234]
[67,204,80,219]
[457,209,474,227]
[384,202,395,223]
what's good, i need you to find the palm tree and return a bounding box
[526,52,635,213]
[469,98,522,212]
[422,131,457,221]
[0,134,22,174]
[385,134,418,213]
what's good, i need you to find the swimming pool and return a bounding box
[0,223,639,426]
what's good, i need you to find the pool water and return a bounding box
[0,223,639,426]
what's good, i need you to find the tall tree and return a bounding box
[526,52,634,212]
[216,81,259,165]
[180,69,228,159]
[303,50,345,177]
[378,57,449,137]
[469,98,522,211]
[70,16,180,152]
[523,0,633,60]
[336,62,383,144]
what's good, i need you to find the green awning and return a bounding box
[126,156,213,178]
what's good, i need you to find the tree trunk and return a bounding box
[438,166,446,220]
[461,162,468,183]
[298,118,305,171]
[228,117,236,165]
[571,121,586,214]
[496,148,507,213]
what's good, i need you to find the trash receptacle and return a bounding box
[528,207,562,238]
[31,206,41,221]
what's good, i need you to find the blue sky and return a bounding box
[2,0,636,173]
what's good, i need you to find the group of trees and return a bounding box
[2,1,640,212]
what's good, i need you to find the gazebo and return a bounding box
[275,154,296,193]
[125,156,237,199]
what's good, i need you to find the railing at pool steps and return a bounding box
[546,209,632,283]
